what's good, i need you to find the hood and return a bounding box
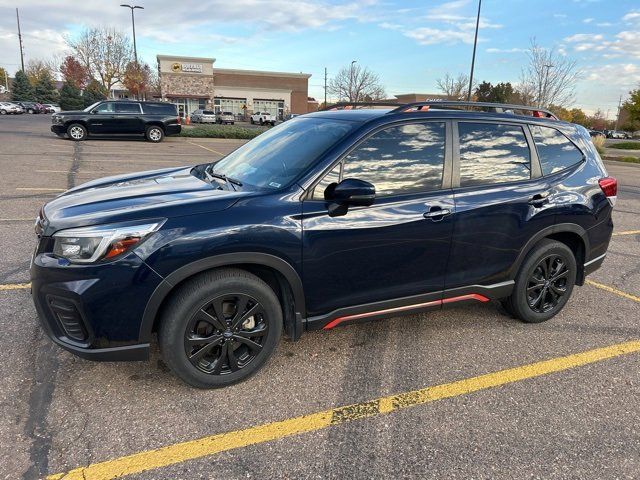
[55,110,85,115]
[41,166,247,235]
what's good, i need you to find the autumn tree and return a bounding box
[436,73,470,100]
[122,61,152,99]
[569,108,588,127]
[66,27,132,93]
[60,55,89,89]
[25,59,55,86]
[328,63,385,102]
[0,67,8,91]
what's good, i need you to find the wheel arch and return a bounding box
[139,253,306,344]
[145,121,165,130]
[510,223,589,285]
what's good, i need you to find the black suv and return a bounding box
[32,101,615,388]
[51,100,181,142]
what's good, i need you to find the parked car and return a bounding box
[15,101,47,114]
[216,111,235,125]
[283,113,300,121]
[250,111,276,125]
[31,101,615,388]
[191,109,216,124]
[50,100,181,142]
[0,102,24,114]
[588,129,605,138]
[43,104,61,113]
[608,130,631,139]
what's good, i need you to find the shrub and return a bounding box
[608,142,640,150]
[592,135,606,155]
[178,124,268,140]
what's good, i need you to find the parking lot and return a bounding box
[1,114,639,479]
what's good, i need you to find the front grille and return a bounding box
[47,296,88,342]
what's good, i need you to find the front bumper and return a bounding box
[31,246,164,361]
[51,124,66,134]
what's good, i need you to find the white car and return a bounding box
[190,109,216,123]
[0,102,24,114]
[43,104,61,113]
[250,111,276,126]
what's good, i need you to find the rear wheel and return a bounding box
[159,269,282,388]
[502,239,576,323]
[0,109,6,115]
[67,123,87,141]
[146,125,164,143]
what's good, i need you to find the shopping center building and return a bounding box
[157,55,313,120]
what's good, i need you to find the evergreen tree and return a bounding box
[59,82,84,111]
[83,79,107,108]
[11,70,34,101]
[33,71,59,104]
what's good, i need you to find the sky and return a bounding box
[0,0,638,116]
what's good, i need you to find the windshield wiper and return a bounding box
[204,166,243,191]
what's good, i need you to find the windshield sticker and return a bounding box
[268,182,281,188]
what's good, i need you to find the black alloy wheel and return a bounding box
[526,254,570,313]
[184,293,268,375]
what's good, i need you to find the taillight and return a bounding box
[177,116,181,124]
[599,177,617,205]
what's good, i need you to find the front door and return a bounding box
[302,121,454,318]
[86,101,117,134]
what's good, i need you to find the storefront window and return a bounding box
[215,98,247,118]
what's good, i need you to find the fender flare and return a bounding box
[508,223,590,279]
[138,252,305,343]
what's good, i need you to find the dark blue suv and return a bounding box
[31,101,616,388]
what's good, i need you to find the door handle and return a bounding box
[528,191,550,206]
[423,206,452,221]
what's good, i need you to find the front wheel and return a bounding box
[159,269,283,388]
[146,125,164,143]
[67,123,87,141]
[502,239,576,323]
[0,109,6,115]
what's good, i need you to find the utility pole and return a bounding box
[16,8,25,71]
[614,94,622,131]
[120,4,144,64]
[467,0,481,102]
[350,60,357,102]
[324,67,328,105]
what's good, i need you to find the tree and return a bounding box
[66,27,132,93]
[25,59,55,86]
[589,109,606,130]
[33,71,59,104]
[0,67,8,91]
[569,108,588,127]
[549,105,572,122]
[435,73,470,100]
[474,81,515,103]
[122,61,151,99]
[11,70,34,101]
[60,55,89,89]
[82,79,107,107]
[328,63,385,102]
[59,82,84,111]
[624,87,640,125]
[518,38,580,108]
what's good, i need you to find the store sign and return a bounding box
[171,62,203,73]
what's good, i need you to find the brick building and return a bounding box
[157,55,312,119]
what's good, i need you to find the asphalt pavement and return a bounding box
[0,114,638,480]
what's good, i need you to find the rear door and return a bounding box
[114,102,144,133]
[302,120,455,317]
[445,121,556,293]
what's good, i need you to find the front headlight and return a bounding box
[52,221,164,263]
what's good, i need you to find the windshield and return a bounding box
[212,117,356,189]
[83,101,102,112]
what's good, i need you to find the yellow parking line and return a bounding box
[47,340,640,480]
[185,140,225,156]
[0,283,31,291]
[586,279,640,303]
[16,187,65,192]
[612,230,640,236]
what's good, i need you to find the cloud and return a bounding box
[565,30,640,58]
[486,47,526,53]
[405,27,474,46]
[622,11,640,22]
[586,63,640,86]
[583,18,594,23]
[553,13,568,19]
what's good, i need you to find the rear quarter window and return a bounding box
[143,103,177,115]
[531,125,584,175]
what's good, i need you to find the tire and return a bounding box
[250,118,255,124]
[502,239,576,323]
[0,109,6,115]
[231,122,234,125]
[159,268,282,388]
[146,125,164,143]
[67,123,87,141]
[259,118,264,125]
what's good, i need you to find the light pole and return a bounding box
[120,4,144,64]
[539,64,553,108]
[467,0,481,101]
[350,60,357,102]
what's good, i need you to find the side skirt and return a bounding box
[305,280,514,331]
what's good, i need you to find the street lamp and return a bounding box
[467,0,481,101]
[350,60,357,102]
[120,4,144,64]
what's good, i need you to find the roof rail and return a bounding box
[320,101,402,111]
[389,101,558,120]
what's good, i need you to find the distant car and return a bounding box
[250,111,276,126]
[0,102,24,114]
[15,101,47,114]
[191,109,216,124]
[588,130,605,138]
[50,100,181,142]
[43,104,61,114]
[608,130,631,139]
[216,111,235,125]
[284,113,300,121]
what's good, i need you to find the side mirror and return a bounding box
[325,178,375,216]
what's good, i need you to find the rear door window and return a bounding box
[458,122,531,187]
[530,125,583,175]
[115,102,141,113]
[143,103,178,115]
